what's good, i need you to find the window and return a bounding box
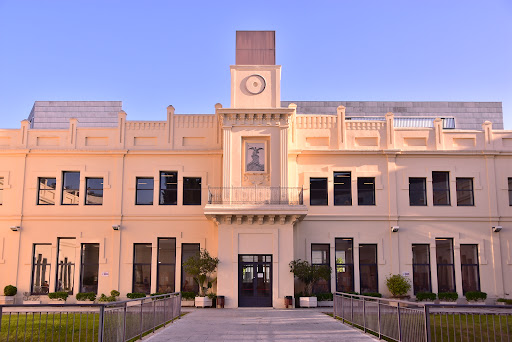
[38,177,56,205]
[359,244,378,293]
[31,244,52,294]
[456,178,474,206]
[412,244,431,294]
[62,172,80,205]
[181,243,200,293]
[509,178,512,206]
[160,172,178,205]
[460,244,480,293]
[311,244,330,293]
[136,177,154,205]
[409,178,427,206]
[310,178,328,206]
[80,244,99,293]
[133,244,152,294]
[0,177,3,205]
[357,177,375,206]
[56,238,76,293]
[183,177,201,205]
[157,238,176,293]
[335,238,354,292]
[85,178,103,205]
[436,238,455,292]
[334,172,352,206]
[432,172,450,206]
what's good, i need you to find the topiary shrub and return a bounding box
[385,274,411,297]
[438,292,458,301]
[497,298,512,305]
[181,292,196,300]
[4,285,17,296]
[110,290,120,298]
[127,293,147,299]
[48,292,68,301]
[76,292,96,301]
[465,291,487,302]
[416,292,437,302]
[98,294,115,302]
[315,293,333,301]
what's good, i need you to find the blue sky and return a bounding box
[0,0,511,128]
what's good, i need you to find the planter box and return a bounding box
[299,297,317,308]
[23,300,41,304]
[181,300,195,307]
[77,300,94,304]
[48,300,66,305]
[195,297,212,308]
[317,300,333,307]
[0,296,15,305]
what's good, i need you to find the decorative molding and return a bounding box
[126,121,166,130]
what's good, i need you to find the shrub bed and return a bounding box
[181,292,196,300]
[48,292,69,301]
[76,292,96,301]
[465,291,487,301]
[438,292,458,301]
[416,292,437,301]
[127,293,147,299]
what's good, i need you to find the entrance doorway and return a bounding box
[238,255,272,307]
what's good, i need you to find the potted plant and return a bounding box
[465,291,487,304]
[289,259,331,308]
[181,291,196,307]
[437,292,458,304]
[0,285,17,304]
[127,292,147,299]
[48,291,68,304]
[385,274,411,299]
[497,298,512,306]
[23,292,41,304]
[316,292,334,307]
[183,249,219,308]
[415,292,437,303]
[76,292,96,303]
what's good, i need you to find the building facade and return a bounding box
[0,31,511,308]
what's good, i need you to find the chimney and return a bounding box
[236,31,275,65]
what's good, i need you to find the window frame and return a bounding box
[409,177,427,206]
[359,244,378,294]
[334,172,352,206]
[435,238,456,293]
[456,178,474,206]
[79,243,100,294]
[31,243,52,295]
[159,171,178,205]
[357,177,376,206]
[508,178,512,206]
[183,177,202,206]
[38,177,57,205]
[412,244,432,294]
[85,177,104,206]
[310,177,328,206]
[156,238,177,293]
[55,237,77,294]
[460,244,481,294]
[311,243,331,293]
[136,177,154,205]
[132,243,152,294]
[61,171,80,206]
[335,238,354,293]
[432,171,451,206]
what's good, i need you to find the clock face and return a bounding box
[245,74,266,95]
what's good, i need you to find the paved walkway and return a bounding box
[145,308,376,342]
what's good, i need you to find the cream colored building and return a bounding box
[1,31,511,308]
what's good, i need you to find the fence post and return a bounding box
[424,305,431,342]
[122,302,127,341]
[333,294,337,319]
[378,300,381,339]
[139,299,144,340]
[351,295,354,322]
[98,305,105,342]
[397,302,402,342]
[163,296,167,327]
[152,298,157,333]
[363,297,366,333]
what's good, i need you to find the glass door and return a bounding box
[238,255,272,307]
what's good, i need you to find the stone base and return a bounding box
[195,297,213,308]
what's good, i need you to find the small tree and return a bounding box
[289,259,331,297]
[183,249,219,297]
[385,274,411,297]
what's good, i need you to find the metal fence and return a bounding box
[0,292,181,342]
[334,292,512,342]
[208,186,304,205]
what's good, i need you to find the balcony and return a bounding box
[207,187,303,205]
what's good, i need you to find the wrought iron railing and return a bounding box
[334,292,512,342]
[207,186,304,205]
[0,292,181,341]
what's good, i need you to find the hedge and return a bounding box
[438,292,458,301]
[416,292,437,302]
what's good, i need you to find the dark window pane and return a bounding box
[412,244,431,294]
[311,244,330,293]
[409,178,427,206]
[334,172,352,206]
[160,172,178,205]
[310,178,328,206]
[134,244,152,264]
[133,243,152,294]
[359,244,378,293]
[461,244,480,293]
[436,238,455,293]
[508,178,512,206]
[86,178,103,205]
[157,265,176,293]
[158,238,176,264]
[437,265,456,292]
[80,244,99,293]
[335,239,354,264]
[456,178,474,206]
[412,244,430,264]
[38,177,56,205]
[181,243,200,293]
[335,238,354,292]
[433,171,450,206]
[157,238,176,293]
[436,238,454,264]
[357,178,375,206]
[183,177,201,205]
[359,244,377,264]
[136,178,154,205]
[31,244,52,294]
[56,238,76,293]
[62,172,80,205]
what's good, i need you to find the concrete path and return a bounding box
[145,308,376,342]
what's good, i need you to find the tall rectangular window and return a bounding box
[38,177,56,205]
[0,177,4,205]
[160,172,178,205]
[334,172,352,206]
[460,244,480,293]
[311,244,330,293]
[80,243,99,293]
[56,238,76,293]
[31,244,52,294]
[357,177,375,206]
[62,172,80,205]
[335,238,354,292]
[433,172,450,206]
[412,244,431,294]
[181,243,200,293]
[310,178,328,206]
[157,238,176,293]
[509,178,512,206]
[436,238,456,292]
[359,244,378,293]
[183,177,201,205]
[133,244,152,294]
[85,178,103,205]
[456,178,474,206]
[409,178,427,206]
[136,177,154,205]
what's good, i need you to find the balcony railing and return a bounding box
[208,187,303,205]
